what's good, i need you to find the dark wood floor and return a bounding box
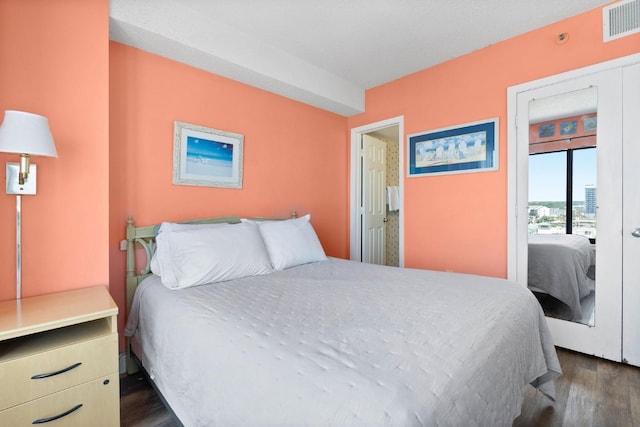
[120,348,640,426]
[513,348,640,426]
[120,372,178,427]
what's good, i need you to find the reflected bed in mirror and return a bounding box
[533,290,595,325]
[528,87,597,327]
[528,234,595,326]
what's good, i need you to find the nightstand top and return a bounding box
[0,286,118,341]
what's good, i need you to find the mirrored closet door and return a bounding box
[511,66,624,362]
[527,87,597,327]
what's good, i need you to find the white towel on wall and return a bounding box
[387,186,400,211]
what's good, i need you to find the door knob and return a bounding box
[632,228,640,238]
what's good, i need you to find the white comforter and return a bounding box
[125,258,561,427]
[528,234,595,320]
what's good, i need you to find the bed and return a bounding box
[124,214,561,426]
[528,234,595,320]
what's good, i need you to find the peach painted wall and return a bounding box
[348,6,640,278]
[109,43,349,347]
[0,0,110,300]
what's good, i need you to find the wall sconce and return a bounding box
[0,110,58,299]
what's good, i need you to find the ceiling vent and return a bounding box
[603,0,640,42]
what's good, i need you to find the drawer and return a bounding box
[0,333,117,411]
[0,372,119,426]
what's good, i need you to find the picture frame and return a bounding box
[408,118,498,177]
[538,123,555,138]
[173,121,243,188]
[560,120,577,135]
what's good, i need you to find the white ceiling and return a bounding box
[109,0,610,117]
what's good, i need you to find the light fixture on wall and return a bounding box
[0,110,58,299]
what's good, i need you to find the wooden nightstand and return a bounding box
[0,286,119,426]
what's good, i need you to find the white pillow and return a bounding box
[154,221,272,289]
[150,221,232,280]
[254,214,327,270]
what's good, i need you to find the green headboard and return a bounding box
[124,212,296,374]
[125,212,297,317]
[125,216,244,316]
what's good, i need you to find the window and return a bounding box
[529,147,597,241]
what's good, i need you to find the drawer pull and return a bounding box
[31,362,82,379]
[32,403,83,424]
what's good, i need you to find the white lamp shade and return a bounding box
[0,110,57,157]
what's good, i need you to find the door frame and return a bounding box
[507,53,640,361]
[507,53,640,282]
[350,116,404,265]
[622,62,640,366]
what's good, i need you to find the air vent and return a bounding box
[603,0,640,42]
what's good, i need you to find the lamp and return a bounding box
[0,110,58,299]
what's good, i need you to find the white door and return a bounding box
[362,134,386,264]
[514,68,623,361]
[622,62,640,366]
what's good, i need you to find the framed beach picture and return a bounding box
[538,123,555,138]
[408,118,498,177]
[560,120,577,135]
[173,121,243,188]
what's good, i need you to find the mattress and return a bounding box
[528,234,595,319]
[125,257,561,426]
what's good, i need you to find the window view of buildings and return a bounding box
[528,184,597,238]
[585,184,597,216]
[529,144,597,239]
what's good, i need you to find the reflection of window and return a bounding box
[529,147,597,242]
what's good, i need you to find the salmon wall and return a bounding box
[0,0,110,300]
[109,43,349,347]
[349,6,640,278]
[2,1,637,352]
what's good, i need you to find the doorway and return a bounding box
[350,116,404,267]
